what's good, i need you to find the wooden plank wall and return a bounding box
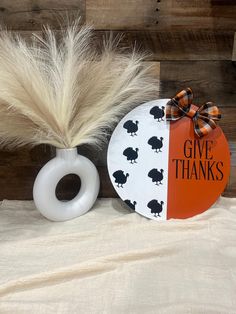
[0,0,235,199]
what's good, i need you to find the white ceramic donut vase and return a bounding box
[33,148,100,221]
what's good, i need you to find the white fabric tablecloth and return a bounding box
[0,197,236,313]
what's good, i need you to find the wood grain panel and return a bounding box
[0,0,85,30]
[0,0,235,31]
[15,29,235,61]
[228,142,236,197]
[156,0,236,30]
[232,32,236,62]
[223,167,236,197]
[160,61,236,109]
[86,0,236,30]
[86,0,157,30]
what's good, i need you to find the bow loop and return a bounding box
[166,88,221,137]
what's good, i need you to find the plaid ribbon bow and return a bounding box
[166,88,221,137]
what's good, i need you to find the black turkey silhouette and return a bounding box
[148,168,164,185]
[124,200,137,210]
[123,120,139,136]
[147,200,164,217]
[150,106,165,122]
[123,147,139,164]
[148,136,163,153]
[113,170,129,188]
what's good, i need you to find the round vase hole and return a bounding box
[55,174,81,201]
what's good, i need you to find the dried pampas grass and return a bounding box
[0,21,159,149]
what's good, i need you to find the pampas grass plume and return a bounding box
[0,21,159,149]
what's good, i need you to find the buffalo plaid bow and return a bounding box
[166,88,221,137]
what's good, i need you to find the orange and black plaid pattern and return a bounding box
[166,88,221,137]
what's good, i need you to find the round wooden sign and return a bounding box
[107,99,230,220]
